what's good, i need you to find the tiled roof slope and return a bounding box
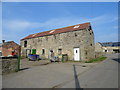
[100,42,120,47]
[21,22,90,40]
[2,41,19,51]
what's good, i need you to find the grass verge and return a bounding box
[63,60,82,63]
[85,56,107,63]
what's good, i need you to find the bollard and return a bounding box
[62,54,64,62]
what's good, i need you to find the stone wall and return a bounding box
[95,42,103,52]
[1,57,18,75]
[95,52,104,58]
[21,28,95,61]
[83,28,95,60]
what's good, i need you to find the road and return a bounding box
[2,53,119,88]
[60,53,119,88]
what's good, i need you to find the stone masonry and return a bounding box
[20,22,95,61]
[1,57,18,75]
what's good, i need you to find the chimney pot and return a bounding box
[2,40,5,43]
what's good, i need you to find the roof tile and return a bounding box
[21,22,90,40]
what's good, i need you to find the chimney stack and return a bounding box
[2,40,5,43]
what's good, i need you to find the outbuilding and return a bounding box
[20,22,95,61]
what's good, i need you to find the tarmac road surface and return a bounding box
[2,53,119,88]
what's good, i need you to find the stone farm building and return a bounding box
[95,42,120,53]
[20,22,95,61]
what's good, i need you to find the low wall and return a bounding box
[1,57,18,75]
[0,60,1,75]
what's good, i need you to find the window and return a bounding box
[105,50,107,52]
[24,41,27,47]
[75,33,77,37]
[58,49,62,55]
[50,50,53,52]
[90,33,91,35]
[88,26,92,31]
[42,49,45,55]
[90,44,92,46]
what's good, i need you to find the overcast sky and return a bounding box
[2,2,118,44]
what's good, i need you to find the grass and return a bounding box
[84,56,107,63]
[64,60,82,63]
[62,56,107,63]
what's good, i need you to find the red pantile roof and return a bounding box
[21,22,90,40]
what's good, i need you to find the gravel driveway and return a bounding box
[20,58,51,69]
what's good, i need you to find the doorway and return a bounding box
[74,48,80,61]
[26,49,31,57]
[32,49,36,54]
[113,49,120,53]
